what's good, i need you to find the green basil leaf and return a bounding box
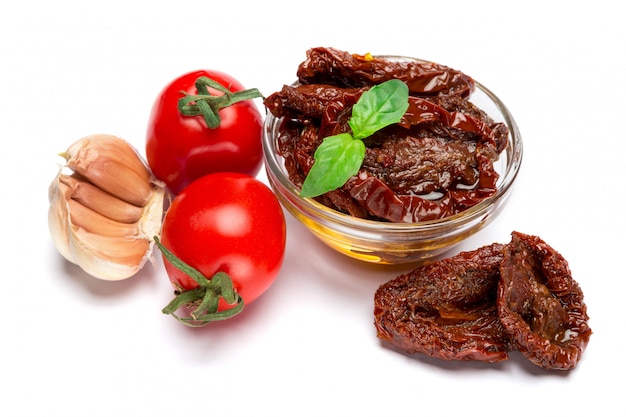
[299,79,409,198]
[300,133,366,198]
[349,79,409,140]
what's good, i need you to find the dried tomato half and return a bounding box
[374,243,511,363]
[497,232,592,370]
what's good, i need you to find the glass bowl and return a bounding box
[262,56,523,264]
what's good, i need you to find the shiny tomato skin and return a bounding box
[160,172,286,309]
[146,69,263,195]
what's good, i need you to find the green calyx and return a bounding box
[154,236,244,327]
[178,76,263,129]
[299,79,409,198]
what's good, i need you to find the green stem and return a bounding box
[154,236,245,327]
[177,76,263,129]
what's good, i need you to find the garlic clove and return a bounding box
[59,173,144,224]
[48,134,167,281]
[61,134,155,207]
[69,229,153,281]
[66,198,140,238]
[63,186,167,281]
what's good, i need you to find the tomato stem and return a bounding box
[154,236,245,327]
[178,76,263,129]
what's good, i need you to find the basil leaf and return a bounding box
[298,79,409,198]
[300,133,365,198]
[349,79,409,140]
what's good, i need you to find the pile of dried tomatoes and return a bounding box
[374,231,592,371]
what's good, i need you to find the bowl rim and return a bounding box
[262,55,523,233]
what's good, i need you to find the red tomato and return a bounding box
[146,69,264,195]
[157,172,286,326]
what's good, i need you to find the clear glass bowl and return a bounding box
[262,56,523,264]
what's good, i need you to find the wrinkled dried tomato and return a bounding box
[374,232,592,370]
[343,95,502,222]
[374,243,511,363]
[296,47,475,98]
[497,232,592,371]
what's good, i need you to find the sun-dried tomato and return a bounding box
[374,243,511,363]
[497,232,592,370]
[296,47,475,98]
[374,232,592,370]
[343,95,502,222]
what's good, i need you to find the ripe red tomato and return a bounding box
[146,69,264,195]
[157,172,286,326]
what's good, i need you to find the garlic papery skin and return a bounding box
[48,134,167,281]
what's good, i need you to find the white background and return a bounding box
[2,1,624,415]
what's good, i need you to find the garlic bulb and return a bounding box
[48,134,167,280]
